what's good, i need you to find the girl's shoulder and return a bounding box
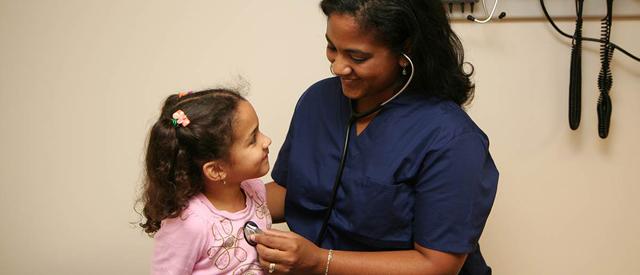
[240,178,266,199]
[155,196,212,239]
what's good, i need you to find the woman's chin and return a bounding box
[341,87,363,99]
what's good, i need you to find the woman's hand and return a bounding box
[252,229,326,274]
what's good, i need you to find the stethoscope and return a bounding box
[243,53,415,247]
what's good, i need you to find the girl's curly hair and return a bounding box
[138,89,244,234]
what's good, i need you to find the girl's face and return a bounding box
[224,100,271,183]
[325,13,404,111]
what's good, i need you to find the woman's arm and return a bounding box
[265,181,286,223]
[253,229,466,275]
[327,244,466,275]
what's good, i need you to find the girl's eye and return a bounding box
[249,134,257,145]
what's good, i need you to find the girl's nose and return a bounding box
[263,135,272,148]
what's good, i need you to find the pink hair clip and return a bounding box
[178,91,193,98]
[171,110,190,127]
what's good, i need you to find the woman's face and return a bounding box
[325,13,404,111]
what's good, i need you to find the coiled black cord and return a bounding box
[569,0,584,130]
[540,0,640,62]
[597,0,614,138]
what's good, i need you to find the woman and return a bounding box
[258,0,498,274]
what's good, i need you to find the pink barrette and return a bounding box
[171,110,190,127]
[178,91,193,98]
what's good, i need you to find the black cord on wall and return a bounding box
[540,0,640,62]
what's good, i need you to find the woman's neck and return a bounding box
[203,181,246,212]
[354,78,405,113]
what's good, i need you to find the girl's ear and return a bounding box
[202,161,227,182]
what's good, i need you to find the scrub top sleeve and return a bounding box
[271,96,303,190]
[271,91,308,188]
[413,132,498,254]
[271,127,291,188]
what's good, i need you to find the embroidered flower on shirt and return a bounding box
[233,262,263,275]
[207,218,248,270]
[250,194,271,221]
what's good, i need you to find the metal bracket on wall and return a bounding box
[442,0,480,14]
[443,0,640,22]
[442,0,506,23]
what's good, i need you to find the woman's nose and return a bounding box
[331,58,352,76]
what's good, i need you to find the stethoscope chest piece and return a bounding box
[243,221,262,246]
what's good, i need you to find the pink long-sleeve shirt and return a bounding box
[152,179,271,275]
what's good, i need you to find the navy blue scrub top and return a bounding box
[272,77,498,274]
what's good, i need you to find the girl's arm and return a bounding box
[151,215,208,275]
[265,182,286,223]
[253,229,466,275]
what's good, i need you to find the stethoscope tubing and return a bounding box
[315,53,415,245]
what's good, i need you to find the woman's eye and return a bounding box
[351,56,367,63]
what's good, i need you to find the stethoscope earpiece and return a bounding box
[465,0,505,24]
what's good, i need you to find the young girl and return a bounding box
[139,89,272,275]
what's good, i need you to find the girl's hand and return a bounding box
[252,229,326,274]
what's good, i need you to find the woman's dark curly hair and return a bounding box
[320,0,474,106]
[139,89,245,234]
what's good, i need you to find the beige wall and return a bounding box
[1,1,638,274]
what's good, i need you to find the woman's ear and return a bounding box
[399,55,408,68]
[399,39,412,67]
[402,38,412,54]
[202,161,227,182]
